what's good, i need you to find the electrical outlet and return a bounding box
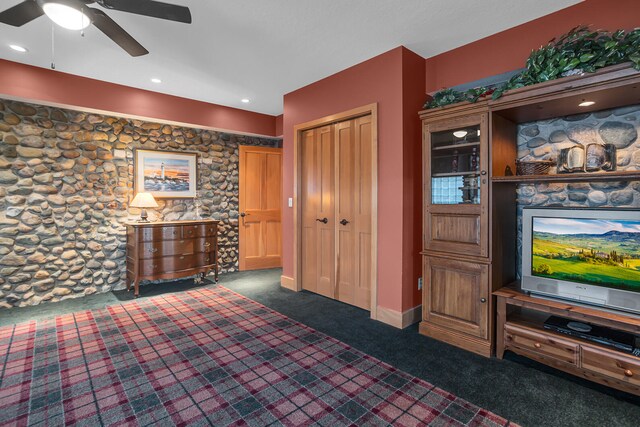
[418,277,423,291]
[288,197,293,207]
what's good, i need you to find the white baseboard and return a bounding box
[280,275,296,291]
[376,304,422,329]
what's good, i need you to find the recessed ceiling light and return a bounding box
[578,100,595,107]
[453,130,468,138]
[241,98,250,103]
[9,44,28,53]
[151,78,162,84]
[42,1,91,31]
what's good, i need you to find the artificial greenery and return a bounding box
[424,26,640,109]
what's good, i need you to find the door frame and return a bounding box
[292,103,379,320]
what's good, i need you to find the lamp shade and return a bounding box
[130,192,158,208]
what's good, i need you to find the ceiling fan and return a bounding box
[0,0,192,56]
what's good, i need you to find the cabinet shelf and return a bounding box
[433,141,481,151]
[432,171,479,178]
[491,170,640,183]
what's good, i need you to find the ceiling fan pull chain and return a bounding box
[81,7,85,37]
[50,23,55,70]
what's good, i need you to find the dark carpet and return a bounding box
[0,285,516,426]
[1,269,639,426]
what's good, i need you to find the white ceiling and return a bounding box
[0,0,580,116]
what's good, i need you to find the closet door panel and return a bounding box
[354,115,373,310]
[301,129,318,293]
[316,125,335,298]
[336,121,355,305]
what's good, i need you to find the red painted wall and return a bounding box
[401,49,426,310]
[425,0,640,92]
[275,115,284,137]
[0,59,278,137]
[282,47,425,313]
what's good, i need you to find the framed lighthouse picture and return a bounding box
[134,149,198,199]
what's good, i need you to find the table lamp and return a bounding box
[130,192,158,222]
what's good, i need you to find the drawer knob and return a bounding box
[204,242,211,248]
[180,256,185,260]
[534,343,542,349]
[480,298,487,303]
[624,369,634,377]
[149,248,158,253]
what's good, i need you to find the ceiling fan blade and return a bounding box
[96,0,191,24]
[90,9,148,57]
[0,0,44,27]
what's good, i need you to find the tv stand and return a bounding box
[494,287,640,396]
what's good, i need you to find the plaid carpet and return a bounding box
[0,286,518,426]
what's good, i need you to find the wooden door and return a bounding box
[335,116,372,310]
[301,126,335,298]
[239,146,282,270]
[423,255,489,338]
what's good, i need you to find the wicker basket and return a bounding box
[516,159,556,176]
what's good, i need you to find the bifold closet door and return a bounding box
[301,115,372,311]
[301,125,335,298]
[335,116,372,310]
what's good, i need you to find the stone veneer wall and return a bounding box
[515,104,640,277]
[0,99,280,308]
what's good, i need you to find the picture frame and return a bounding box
[134,149,198,199]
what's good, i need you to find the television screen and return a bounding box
[531,217,640,293]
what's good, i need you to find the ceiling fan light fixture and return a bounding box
[453,130,468,139]
[151,78,162,84]
[241,98,250,103]
[41,1,91,31]
[9,44,28,53]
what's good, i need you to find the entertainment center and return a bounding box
[418,63,640,395]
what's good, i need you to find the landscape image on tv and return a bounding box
[532,217,640,292]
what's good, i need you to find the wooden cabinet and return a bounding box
[126,219,219,297]
[419,105,497,357]
[495,288,640,396]
[423,112,488,258]
[422,256,489,341]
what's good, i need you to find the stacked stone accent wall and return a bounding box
[515,104,640,277]
[0,99,280,308]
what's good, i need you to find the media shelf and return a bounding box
[494,287,640,396]
[492,170,640,183]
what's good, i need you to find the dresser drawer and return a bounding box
[140,226,181,242]
[505,323,579,365]
[581,346,640,387]
[140,239,195,259]
[182,223,217,239]
[140,253,214,276]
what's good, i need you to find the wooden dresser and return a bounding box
[126,219,219,297]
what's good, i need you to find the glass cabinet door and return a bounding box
[430,124,481,205]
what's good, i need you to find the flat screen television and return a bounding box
[522,207,640,315]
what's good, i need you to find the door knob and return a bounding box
[316,218,328,224]
[240,212,246,217]
[340,219,350,226]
